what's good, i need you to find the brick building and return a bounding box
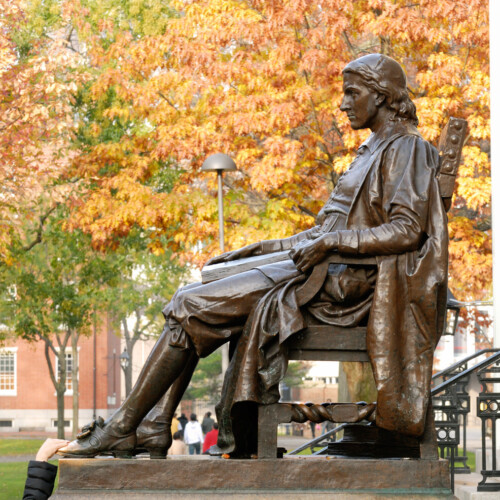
[0,314,121,434]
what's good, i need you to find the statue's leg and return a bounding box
[59,270,275,458]
[59,329,193,457]
[108,331,194,434]
[135,349,199,458]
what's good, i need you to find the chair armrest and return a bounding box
[323,254,376,266]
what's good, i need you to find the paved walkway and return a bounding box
[0,454,34,463]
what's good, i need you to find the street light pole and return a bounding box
[119,348,131,397]
[202,153,237,374]
[217,170,225,252]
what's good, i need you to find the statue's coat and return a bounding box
[215,121,448,454]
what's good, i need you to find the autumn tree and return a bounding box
[183,350,223,403]
[21,1,490,402]
[102,232,189,396]
[0,208,121,437]
[0,0,87,265]
[47,0,489,299]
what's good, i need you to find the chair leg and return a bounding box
[258,404,279,458]
[420,397,438,459]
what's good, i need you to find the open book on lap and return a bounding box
[201,250,291,284]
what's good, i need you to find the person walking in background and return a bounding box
[171,412,180,434]
[183,413,204,455]
[23,438,69,500]
[203,422,219,453]
[168,430,187,455]
[309,420,316,439]
[201,411,215,434]
[177,412,188,431]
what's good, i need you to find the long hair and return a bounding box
[343,55,419,126]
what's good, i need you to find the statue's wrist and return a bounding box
[324,232,339,250]
[260,239,283,254]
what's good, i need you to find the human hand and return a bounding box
[35,438,71,462]
[289,233,338,272]
[205,242,262,266]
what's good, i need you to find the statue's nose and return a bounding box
[340,96,350,111]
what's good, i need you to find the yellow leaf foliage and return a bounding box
[0,0,88,263]
[36,0,489,301]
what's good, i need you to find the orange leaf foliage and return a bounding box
[42,0,489,301]
[0,0,87,263]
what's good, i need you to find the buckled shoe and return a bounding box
[134,420,172,459]
[57,417,136,458]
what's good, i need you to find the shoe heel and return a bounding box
[147,448,167,459]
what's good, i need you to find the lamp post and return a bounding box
[120,348,131,397]
[201,153,237,374]
[444,289,462,337]
[201,153,237,253]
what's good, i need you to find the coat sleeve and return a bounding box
[260,226,321,253]
[336,135,440,256]
[22,461,58,500]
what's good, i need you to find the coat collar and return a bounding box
[359,121,420,154]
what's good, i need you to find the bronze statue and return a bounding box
[58,53,448,459]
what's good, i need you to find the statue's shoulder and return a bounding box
[378,123,440,177]
[384,122,438,156]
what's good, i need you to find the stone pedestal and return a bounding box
[52,455,454,499]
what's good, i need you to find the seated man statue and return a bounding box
[59,53,448,459]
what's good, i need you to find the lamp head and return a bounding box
[120,349,130,370]
[201,153,237,172]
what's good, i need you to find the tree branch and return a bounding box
[22,205,59,252]
[157,91,178,111]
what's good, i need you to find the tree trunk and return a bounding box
[121,317,137,398]
[341,361,377,403]
[56,384,66,439]
[56,350,67,439]
[71,331,80,439]
[125,346,133,398]
[41,334,70,439]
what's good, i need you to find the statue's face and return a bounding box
[340,72,381,130]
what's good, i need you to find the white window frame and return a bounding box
[0,347,18,396]
[55,348,79,396]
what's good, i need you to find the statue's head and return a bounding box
[341,54,418,129]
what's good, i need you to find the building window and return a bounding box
[56,351,78,395]
[0,420,13,427]
[0,349,17,396]
[52,419,70,428]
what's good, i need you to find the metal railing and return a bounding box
[287,348,500,493]
[286,422,365,456]
[432,348,500,491]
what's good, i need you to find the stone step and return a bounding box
[52,456,454,499]
[53,489,455,499]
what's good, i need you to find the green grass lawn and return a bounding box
[451,449,476,472]
[0,461,29,500]
[0,439,58,500]
[0,438,45,457]
[0,460,59,500]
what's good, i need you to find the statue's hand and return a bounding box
[289,233,338,272]
[205,242,262,266]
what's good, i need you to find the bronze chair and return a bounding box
[257,117,467,459]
